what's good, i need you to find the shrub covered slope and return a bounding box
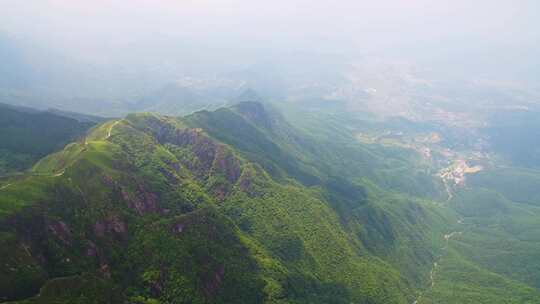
[0,102,538,303]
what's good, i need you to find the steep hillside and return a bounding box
[275,103,540,303]
[419,166,540,303]
[0,103,452,304]
[1,102,539,304]
[0,104,97,175]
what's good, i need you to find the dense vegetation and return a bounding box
[418,167,540,303]
[0,102,539,303]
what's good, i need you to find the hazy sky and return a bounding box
[0,0,539,108]
[2,0,538,54]
[1,0,539,88]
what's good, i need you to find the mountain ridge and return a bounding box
[1,102,539,304]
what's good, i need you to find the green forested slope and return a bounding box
[0,102,539,303]
[419,174,540,303]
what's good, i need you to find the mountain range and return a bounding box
[1,102,539,303]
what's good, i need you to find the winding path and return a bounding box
[1,170,66,192]
[443,179,453,201]
[106,120,120,139]
[412,218,465,304]
[1,121,119,193]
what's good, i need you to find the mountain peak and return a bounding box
[233,101,274,130]
[236,88,263,103]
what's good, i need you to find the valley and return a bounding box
[284,99,540,303]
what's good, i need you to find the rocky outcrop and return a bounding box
[171,222,185,234]
[202,265,225,298]
[155,126,246,200]
[122,185,159,216]
[94,215,127,239]
[85,240,98,257]
[160,128,218,178]
[102,175,160,216]
[46,220,72,246]
[212,146,241,184]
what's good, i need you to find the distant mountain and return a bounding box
[45,108,108,124]
[130,83,232,116]
[0,103,98,175]
[236,89,264,103]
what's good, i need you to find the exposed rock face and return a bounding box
[99,263,111,279]
[86,240,98,257]
[102,175,116,188]
[94,222,106,237]
[122,185,159,216]
[159,128,217,178]
[94,215,127,238]
[171,222,185,234]
[46,220,72,246]
[238,171,257,198]
[156,126,245,200]
[103,175,160,216]
[210,183,229,202]
[202,265,225,298]
[237,164,268,197]
[212,146,241,184]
